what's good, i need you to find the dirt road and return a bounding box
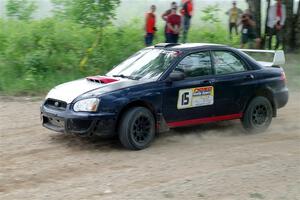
[0,92,300,200]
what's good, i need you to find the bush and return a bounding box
[0,17,238,95]
[1,18,92,94]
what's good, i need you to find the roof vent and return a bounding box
[154,43,181,48]
[86,76,119,84]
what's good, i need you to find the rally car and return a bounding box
[41,43,289,150]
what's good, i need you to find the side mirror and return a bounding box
[168,71,185,82]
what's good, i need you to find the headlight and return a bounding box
[73,98,100,112]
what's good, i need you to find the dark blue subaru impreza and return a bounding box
[41,43,289,150]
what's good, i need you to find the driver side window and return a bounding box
[175,52,212,78]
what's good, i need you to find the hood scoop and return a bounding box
[86,76,119,84]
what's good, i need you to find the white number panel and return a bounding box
[177,86,214,109]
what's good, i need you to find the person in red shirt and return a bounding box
[166,6,181,43]
[162,2,178,42]
[180,0,193,43]
[145,5,157,46]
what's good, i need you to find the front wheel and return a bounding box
[118,107,155,150]
[241,96,273,133]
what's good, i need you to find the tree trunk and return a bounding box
[295,1,300,49]
[247,0,262,37]
[284,0,294,51]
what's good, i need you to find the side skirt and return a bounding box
[167,113,243,128]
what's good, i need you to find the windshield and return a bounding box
[106,49,177,81]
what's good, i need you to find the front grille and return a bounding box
[67,119,93,132]
[43,116,64,128]
[45,99,67,111]
[42,116,65,132]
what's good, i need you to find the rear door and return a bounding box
[162,51,216,126]
[211,50,257,117]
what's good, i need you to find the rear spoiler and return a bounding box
[239,49,286,67]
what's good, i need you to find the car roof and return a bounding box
[152,43,226,51]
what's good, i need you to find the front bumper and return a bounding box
[41,104,117,137]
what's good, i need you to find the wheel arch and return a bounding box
[244,87,277,117]
[115,100,157,133]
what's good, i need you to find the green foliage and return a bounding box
[0,19,144,94]
[201,4,221,24]
[51,0,121,71]
[6,0,37,21]
[0,17,241,95]
[0,2,298,96]
[0,0,240,96]
[51,0,120,28]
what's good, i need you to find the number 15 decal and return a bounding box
[177,89,193,109]
[177,86,214,110]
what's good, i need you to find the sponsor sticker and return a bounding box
[177,86,214,109]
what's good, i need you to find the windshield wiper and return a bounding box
[113,74,138,80]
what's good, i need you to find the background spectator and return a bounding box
[180,0,193,43]
[145,5,157,46]
[162,2,178,42]
[166,6,181,43]
[240,13,261,49]
[267,0,286,50]
[226,1,243,39]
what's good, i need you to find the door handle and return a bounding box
[245,74,254,80]
[202,79,215,85]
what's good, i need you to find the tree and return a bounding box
[295,1,300,48]
[6,0,37,21]
[52,0,120,28]
[51,0,121,71]
[284,0,295,51]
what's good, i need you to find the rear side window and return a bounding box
[212,51,246,75]
[175,52,212,78]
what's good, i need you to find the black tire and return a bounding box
[118,107,155,150]
[241,96,273,133]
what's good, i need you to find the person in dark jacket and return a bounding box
[240,13,261,49]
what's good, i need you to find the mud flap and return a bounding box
[157,113,170,133]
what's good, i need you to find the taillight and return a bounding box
[280,71,287,84]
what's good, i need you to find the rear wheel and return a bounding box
[118,107,155,150]
[241,96,273,133]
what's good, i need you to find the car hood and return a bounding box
[46,76,121,103]
[45,76,146,104]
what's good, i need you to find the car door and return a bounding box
[211,50,257,117]
[162,51,216,126]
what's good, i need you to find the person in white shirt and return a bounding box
[267,0,286,49]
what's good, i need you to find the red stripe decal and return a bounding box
[167,113,243,128]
